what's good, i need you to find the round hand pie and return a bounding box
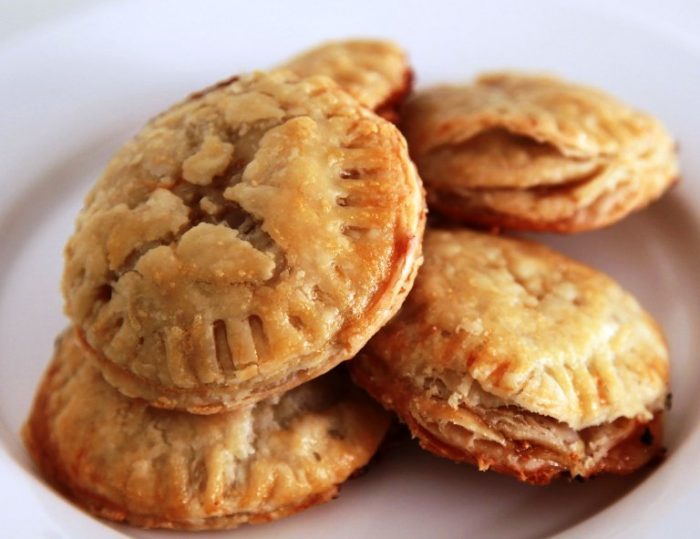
[23,329,390,530]
[402,72,678,232]
[62,70,425,413]
[351,229,669,484]
[281,39,412,122]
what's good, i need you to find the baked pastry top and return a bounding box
[281,39,412,121]
[351,229,669,483]
[23,329,390,530]
[402,72,678,232]
[62,70,425,412]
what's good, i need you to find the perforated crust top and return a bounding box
[282,39,411,113]
[62,70,425,412]
[362,229,669,430]
[402,72,678,232]
[23,329,390,530]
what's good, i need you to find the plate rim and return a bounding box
[1,1,700,537]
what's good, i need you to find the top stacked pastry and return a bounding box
[62,44,425,413]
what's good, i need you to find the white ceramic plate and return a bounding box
[1,1,699,537]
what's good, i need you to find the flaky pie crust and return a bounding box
[402,72,678,232]
[350,229,668,483]
[62,70,425,412]
[352,353,664,485]
[23,329,390,530]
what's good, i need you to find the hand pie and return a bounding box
[62,70,425,413]
[351,229,669,484]
[281,39,412,122]
[23,329,390,530]
[402,72,678,232]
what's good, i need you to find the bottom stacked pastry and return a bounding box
[23,329,390,530]
[351,229,669,485]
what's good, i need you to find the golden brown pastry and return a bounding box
[281,39,412,122]
[24,329,390,530]
[402,72,678,232]
[351,229,669,484]
[62,70,425,413]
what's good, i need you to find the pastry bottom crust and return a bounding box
[351,360,664,485]
[427,174,679,234]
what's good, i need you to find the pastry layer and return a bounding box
[352,355,663,485]
[401,72,678,232]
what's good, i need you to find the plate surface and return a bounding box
[1,1,699,537]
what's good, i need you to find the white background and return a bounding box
[0,0,699,46]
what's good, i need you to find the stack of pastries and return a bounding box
[23,39,677,530]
